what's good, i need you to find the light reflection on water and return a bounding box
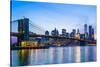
[11,46,96,66]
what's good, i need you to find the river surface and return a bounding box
[11,46,96,66]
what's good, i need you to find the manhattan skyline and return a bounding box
[11,1,96,34]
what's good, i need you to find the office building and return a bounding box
[84,24,88,39]
[62,29,66,36]
[45,30,49,35]
[51,28,59,36]
[89,25,92,40]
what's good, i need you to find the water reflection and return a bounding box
[80,46,88,62]
[11,46,96,66]
[75,46,81,63]
[88,46,96,61]
[17,49,30,66]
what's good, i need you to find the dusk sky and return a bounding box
[11,0,96,34]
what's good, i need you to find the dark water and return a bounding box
[11,46,96,66]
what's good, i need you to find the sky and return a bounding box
[11,0,96,34]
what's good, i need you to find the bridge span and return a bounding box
[11,32,96,44]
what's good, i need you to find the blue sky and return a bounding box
[11,1,96,34]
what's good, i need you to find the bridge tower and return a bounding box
[17,18,29,46]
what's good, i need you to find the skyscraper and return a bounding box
[44,30,49,42]
[89,25,92,40]
[62,29,66,36]
[92,28,94,40]
[84,24,87,34]
[77,29,80,34]
[51,28,59,41]
[70,29,76,38]
[51,28,59,36]
[84,24,88,39]
[76,29,80,39]
[73,29,76,37]
[66,32,69,38]
[45,30,49,35]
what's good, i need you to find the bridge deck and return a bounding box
[10,32,96,44]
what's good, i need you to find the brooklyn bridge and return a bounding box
[10,18,96,49]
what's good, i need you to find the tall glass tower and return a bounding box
[89,25,92,40]
[84,24,88,39]
[84,24,87,34]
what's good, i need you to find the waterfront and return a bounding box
[11,45,96,66]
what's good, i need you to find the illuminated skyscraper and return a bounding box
[76,29,80,39]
